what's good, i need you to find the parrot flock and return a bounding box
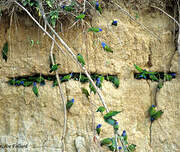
[7,73,119,98]
[2,1,176,151]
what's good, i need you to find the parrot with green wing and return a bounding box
[81,88,90,98]
[103,111,121,120]
[2,42,8,62]
[96,106,106,113]
[96,124,102,136]
[79,74,89,83]
[104,118,117,126]
[8,79,16,85]
[113,76,119,88]
[89,82,96,94]
[62,5,74,12]
[88,27,102,33]
[49,64,60,73]
[113,121,119,131]
[122,130,127,141]
[66,98,75,112]
[76,13,85,20]
[96,76,104,89]
[36,76,45,86]
[151,110,163,122]
[100,138,112,146]
[23,81,33,87]
[148,105,156,117]
[95,1,102,14]
[61,73,73,82]
[101,42,113,53]
[32,82,39,97]
[77,53,85,67]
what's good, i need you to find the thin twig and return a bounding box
[50,35,67,152]
[113,1,161,41]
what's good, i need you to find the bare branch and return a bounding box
[50,35,67,152]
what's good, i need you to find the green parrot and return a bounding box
[149,74,159,81]
[128,144,136,151]
[49,64,60,73]
[164,74,172,81]
[32,82,39,97]
[104,118,117,126]
[95,1,102,14]
[113,76,119,88]
[101,42,113,53]
[103,111,121,120]
[148,105,156,117]
[105,75,114,81]
[79,75,89,83]
[157,79,164,90]
[76,13,85,20]
[2,42,8,62]
[152,110,163,120]
[108,138,116,151]
[23,81,33,87]
[100,138,112,146]
[66,98,74,111]
[134,64,144,73]
[77,53,85,67]
[96,106,106,113]
[15,80,21,86]
[113,122,119,131]
[81,88,90,98]
[36,76,45,85]
[122,130,127,142]
[62,5,74,12]
[88,27,102,33]
[8,79,16,85]
[61,73,73,82]
[96,76,104,88]
[96,124,102,135]
[89,82,96,94]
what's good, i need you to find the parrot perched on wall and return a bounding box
[101,42,113,53]
[66,98,75,111]
[32,82,39,97]
[49,64,60,73]
[77,53,85,67]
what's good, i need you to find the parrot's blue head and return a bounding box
[118,146,122,150]
[96,1,99,7]
[151,117,155,122]
[71,99,75,103]
[101,42,106,48]
[99,28,102,32]
[115,121,118,125]
[70,73,73,77]
[96,124,102,129]
[112,20,117,24]
[96,77,100,84]
[33,82,37,86]
[20,81,24,85]
[170,73,176,77]
[122,130,126,136]
[152,105,155,108]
